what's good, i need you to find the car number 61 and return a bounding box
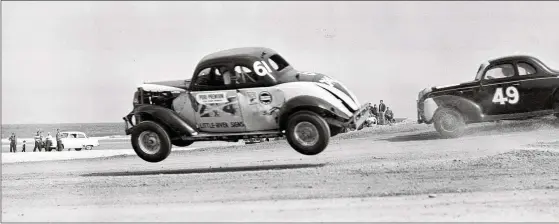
[253,61,273,77]
[492,86,519,105]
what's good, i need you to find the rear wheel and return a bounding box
[85,145,93,150]
[286,111,330,156]
[75,148,82,151]
[131,121,172,163]
[433,107,466,138]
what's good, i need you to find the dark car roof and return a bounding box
[488,55,538,63]
[200,47,278,62]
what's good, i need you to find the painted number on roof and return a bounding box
[492,86,519,105]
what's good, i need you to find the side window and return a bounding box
[77,134,86,138]
[61,133,68,138]
[484,64,515,80]
[268,54,289,72]
[193,66,233,89]
[234,65,261,84]
[517,62,536,76]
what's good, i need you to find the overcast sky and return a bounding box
[3,1,559,124]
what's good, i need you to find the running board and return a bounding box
[181,130,283,141]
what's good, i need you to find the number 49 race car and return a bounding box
[417,55,559,138]
[123,47,371,163]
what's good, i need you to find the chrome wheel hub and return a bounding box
[440,114,458,132]
[138,131,161,155]
[293,121,319,147]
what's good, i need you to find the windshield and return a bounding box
[474,61,490,81]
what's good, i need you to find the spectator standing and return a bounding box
[22,140,26,152]
[378,100,387,125]
[371,104,379,120]
[9,133,17,153]
[56,129,63,151]
[33,131,41,152]
[45,133,53,152]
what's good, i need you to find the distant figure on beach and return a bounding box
[9,133,17,153]
[378,100,387,125]
[22,140,26,152]
[33,131,41,152]
[45,133,53,152]
[56,129,63,151]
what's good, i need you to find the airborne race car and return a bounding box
[123,47,371,162]
[417,55,559,138]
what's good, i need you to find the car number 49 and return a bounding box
[492,86,519,105]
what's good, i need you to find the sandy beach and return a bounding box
[2,117,558,222]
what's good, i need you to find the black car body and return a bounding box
[417,55,559,138]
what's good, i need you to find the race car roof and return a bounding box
[200,47,278,62]
[488,55,538,63]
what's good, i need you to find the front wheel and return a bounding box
[285,111,331,156]
[131,121,172,163]
[433,107,466,138]
[85,145,93,150]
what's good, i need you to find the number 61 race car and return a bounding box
[417,55,559,138]
[123,47,371,162]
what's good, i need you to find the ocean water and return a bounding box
[1,122,126,139]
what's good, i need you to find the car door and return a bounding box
[478,63,529,115]
[62,133,78,148]
[233,64,286,131]
[515,61,557,111]
[189,64,246,133]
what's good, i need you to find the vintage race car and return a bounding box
[123,47,371,162]
[417,55,559,138]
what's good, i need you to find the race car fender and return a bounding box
[277,95,353,130]
[426,95,483,123]
[130,105,198,136]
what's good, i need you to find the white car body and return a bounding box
[58,131,100,150]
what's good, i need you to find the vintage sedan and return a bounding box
[417,55,559,138]
[123,47,371,162]
[58,131,100,151]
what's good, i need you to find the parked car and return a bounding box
[54,131,100,151]
[123,47,371,163]
[417,55,559,138]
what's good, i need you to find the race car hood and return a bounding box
[144,79,191,90]
[430,80,479,92]
[277,70,360,111]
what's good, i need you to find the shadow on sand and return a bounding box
[82,163,327,177]
[382,117,558,143]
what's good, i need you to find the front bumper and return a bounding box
[348,102,372,130]
[123,113,135,135]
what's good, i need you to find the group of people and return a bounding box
[7,129,64,153]
[369,100,395,125]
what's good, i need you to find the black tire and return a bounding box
[285,111,330,156]
[131,121,172,163]
[171,139,194,147]
[75,148,82,151]
[85,145,93,150]
[433,107,466,138]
